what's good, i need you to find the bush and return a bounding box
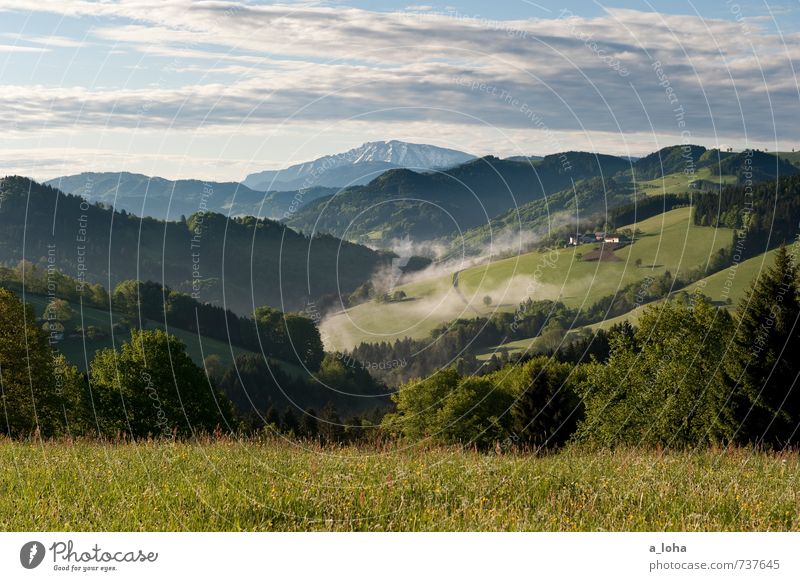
[575,297,736,447]
[499,357,584,448]
[90,329,235,438]
[383,369,515,447]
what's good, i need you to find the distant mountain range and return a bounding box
[241,140,475,191]
[42,144,800,259]
[45,172,267,221]
[45,173,340,222]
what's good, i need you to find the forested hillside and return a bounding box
[287,152,630,245]
[0,176,388,313]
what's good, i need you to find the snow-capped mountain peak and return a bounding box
[242,140,474,191]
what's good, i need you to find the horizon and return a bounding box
[14,141,784,185]
[2,1,799,182]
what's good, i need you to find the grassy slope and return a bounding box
[775,151,800,168]
[636,166,737,195]
[476,245,793,360]
[323,207,733,350]
[1,440,797,531]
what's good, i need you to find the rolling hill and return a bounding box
[287,152,631,248]
[46,172,268,221]
[0,176,389,314]
[321,206,733,350]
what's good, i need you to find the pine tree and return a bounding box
[301,408,319,440]
[731,245,800,446]
[281,407,300,435]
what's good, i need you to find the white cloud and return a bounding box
[0,1,798,179]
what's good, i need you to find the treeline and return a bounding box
[0,261,325,371]
[384,246,800,450]
[694,175,800,258]
[111,279,324,370]
[0,286,388,440]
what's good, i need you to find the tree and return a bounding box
[112,280,166,326]
[728,245,800,446]
[43,299,74,325]
[0,288,69,436]
[281,407,300,435]
[635,258,643,268]
[318,403,345,444]
[483,295,493,306]
[285,314,324,371]
[53,354,94,436]
[301,408,319,439]
[265,406,281,430]
[89,329,234,438]
[577,297,736,447]
[537,319,566,353]
[217,353,306,423]
[504,357,583,448]
[382,369,514,448]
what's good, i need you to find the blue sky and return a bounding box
[1,0,799,181]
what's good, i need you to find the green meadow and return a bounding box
[323,207,734,350]
[1,439,798,531]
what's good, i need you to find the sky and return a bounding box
[1,0,799,182]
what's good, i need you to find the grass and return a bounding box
[775,151,800,168]
[1,439,798,531]
[476,242,800,360]
[684,246,784,307]
[636,167,737,195]
[323,207,733,350]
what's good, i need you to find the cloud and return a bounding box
[1,1,798,179]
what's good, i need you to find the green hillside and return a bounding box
[18,291,295,373]
[288,152,630,246]
[0,176,387,313]
[322,206,733,350]
[474,243,798,361]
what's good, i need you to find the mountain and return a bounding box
[503,155,544,162]
[0,176,389,313]
[242,140,475,191]
[286,152,631,247]
[713,150,800,183]
[450,176,636,258]
[632,145,713,181]
[45,172,338,222]
[46,172,267,221]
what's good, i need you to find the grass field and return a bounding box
[636,167,737,195]
[475,244,797,360]
[322,207,733,350]
[1,439,798,531]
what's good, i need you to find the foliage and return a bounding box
[383,369,515,447]
[89,329,234,437]
[576,297,736,447]
[500,357,584,448]
[694,175,800,257]
[0,288,71,436]
[728,245,800,446]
